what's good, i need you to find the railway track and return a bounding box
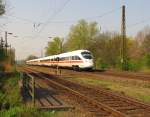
[93,70,150,82]
[65,69,150,82]
[22,67,150,117]
[23,67,123,117]
[27,65,150,82]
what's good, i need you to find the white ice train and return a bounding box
[26,50,94,70]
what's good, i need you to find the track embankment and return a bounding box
[21,66,150,117]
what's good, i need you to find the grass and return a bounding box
[0,106,57,117]
[0,72,71,117]
[30,66,150,103]
[66,77,150,103]
[0,106,78,117]
[0,72,22,108]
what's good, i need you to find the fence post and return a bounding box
[32,76,35,107]
[57,65,59,75]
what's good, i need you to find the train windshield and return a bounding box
[81,51,92,59]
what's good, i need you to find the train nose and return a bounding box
[85,60,94,66]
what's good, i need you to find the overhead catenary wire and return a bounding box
[37,0,71,34]
[5,3,150,39]
[33,5,122,40]
[127,17,150,29]
[2,5,121,27]
[2,6,121,25]
[3,15,40,24]
[30,0,71,40]
[42,6,121,24]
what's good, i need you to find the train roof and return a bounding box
[58,49,90,56]
[26,49,90,62]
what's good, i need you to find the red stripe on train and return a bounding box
[30,60,83,64]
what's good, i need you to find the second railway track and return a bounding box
[22,67,150,117]
[27,65,150,82]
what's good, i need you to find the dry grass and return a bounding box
[26,66,150,104]
[65,76,150,104]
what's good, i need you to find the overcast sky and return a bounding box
[0,0,150,60]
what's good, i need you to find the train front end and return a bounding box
[80,50,94,70]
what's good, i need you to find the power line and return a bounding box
[43,7,121,24]
[83,7,121,20]
[37,0,71,34]
[34,5,121,39]
[31,0,71,40]
[3,15,38,24]
[127,17,150,28]
[3,6,121,25]
[40,6,121,24]
[2,3,122,40]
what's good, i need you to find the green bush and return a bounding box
[0,49,6,61]
[0,106,56,117]
[127,59,143,71]
[0,73,22,109]
[146,54,150,68]
[0,65,5,72]
[96,58,109,70]
[0,72,58,117]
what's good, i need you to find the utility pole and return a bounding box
[9,44,12,64]
[41,49,43,57]
[121,5,128,71]
[5,31,8,55]
[0,37,4,49]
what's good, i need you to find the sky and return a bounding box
[0,0,150,60]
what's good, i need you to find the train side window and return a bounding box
[72,56,74,60]
[46,59,50,62]
[54,58,57,61]
[65,57,68,60]
[75,56,81,60]
[56,57,59,61]
[74,56,77,60]
[60,57,65,61]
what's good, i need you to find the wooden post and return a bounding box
[59,68,61,75]
[32,76,35,107]
[21,72,26,89]
[56,65,59,75]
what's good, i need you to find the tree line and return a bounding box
[0,1,15,72]
[0,42,15,72]
[45,19,150,71]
